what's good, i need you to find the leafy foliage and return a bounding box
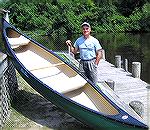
[0,0,150,35]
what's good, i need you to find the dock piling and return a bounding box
[115,55,121,68]
[129,101,144,118]
[132,62,141,78]
[106,79,115,90]
[101,49,106,60]
[124,59,128,72]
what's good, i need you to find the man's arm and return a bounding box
[95,50,102,65]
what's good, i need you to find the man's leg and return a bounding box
[86,60,98,84]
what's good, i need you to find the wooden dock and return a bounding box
[97,59,150,127]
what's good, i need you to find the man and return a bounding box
[66,22,102,84]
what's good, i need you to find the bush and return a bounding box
[1,0,150,34]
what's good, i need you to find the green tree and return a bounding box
[0,0,150,34]
[116,0,147,17]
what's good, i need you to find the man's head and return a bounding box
[81,22,91,38]
[81,22,91,28]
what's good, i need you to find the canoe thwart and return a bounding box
[30,62,65,71]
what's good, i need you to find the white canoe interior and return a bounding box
[7,35,30,49]
[6,29,119,116]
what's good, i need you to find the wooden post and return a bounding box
[124,59,128,72]
[0,9,10,23]
[101,49,105,60]
[129,101,144,118]
[106,79,115,90]
[4,11,9,23]
[132,62,141,78]
[115,55,121,68]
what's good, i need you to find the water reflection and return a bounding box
[99,33,150,84]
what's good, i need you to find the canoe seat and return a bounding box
[30,66,87,94]
[43,74,87,94]
[7,35,30,48]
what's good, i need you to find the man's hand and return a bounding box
[66,40,72,47]
[65,40,78,54]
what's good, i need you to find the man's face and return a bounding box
[82,25,91,37]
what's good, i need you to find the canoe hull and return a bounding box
[11,61,140,129]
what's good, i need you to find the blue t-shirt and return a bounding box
[74,36,102,60]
